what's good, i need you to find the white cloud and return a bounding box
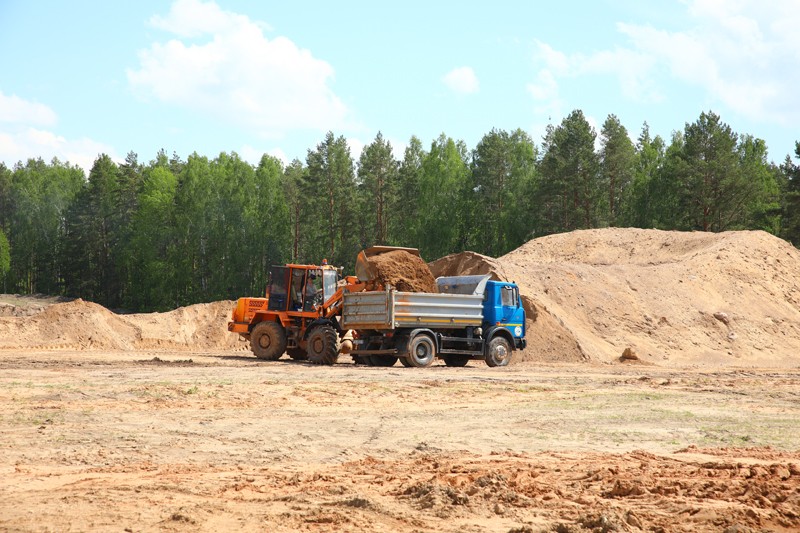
[128,0,351,136]
[239,144,289,166]
[0,93,116,174]
[347,137,365,161]
[0,91,57,126]
[442,67,480,95]
[0,127,117,174]
[530,1,800,126]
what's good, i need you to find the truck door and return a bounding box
[500,285,525,339]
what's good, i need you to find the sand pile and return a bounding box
[429,251,508,281]
[368,250,438,292]
[0,299,242,352]
[497,228,800,367]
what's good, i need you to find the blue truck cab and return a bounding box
[482,280,527,351]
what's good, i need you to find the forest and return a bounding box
[1,109,799,312]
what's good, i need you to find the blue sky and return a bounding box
[1,0,798,174]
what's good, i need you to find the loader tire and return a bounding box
[443,354,470,367]
[485,336,511,367]
[306,325,340,365]
[404,334,436,368]
[250,321,286,360]
[286,347,308,361]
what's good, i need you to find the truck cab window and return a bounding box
[501,286,516,307]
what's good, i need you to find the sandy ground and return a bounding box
[3,229,800,531]
[1,350,799,532]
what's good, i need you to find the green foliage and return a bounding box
[539,110,601,234]
[9,158,84,295]
[416,134,470,260]
[358,132,398,246]
[599,114,635,226]
[470,128,538,255]
[306,132,358,269]
[780,143,800,246]
[0,113,797,311]
[620,123,666,228]
[391,136,425,247]
[0,228,10,282]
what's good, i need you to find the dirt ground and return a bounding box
[2,229,800,531]
[1,350,799,533]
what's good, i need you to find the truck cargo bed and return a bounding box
[342,290,483,330]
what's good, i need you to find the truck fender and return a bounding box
[483,326,516,351]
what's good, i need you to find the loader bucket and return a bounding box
[355,246,421,282]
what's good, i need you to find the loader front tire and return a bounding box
[306,325,340,365]
[250,321,286,360]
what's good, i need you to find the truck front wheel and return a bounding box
[485,336,511,367]
[250,321,287,360]
[404,335,436,368]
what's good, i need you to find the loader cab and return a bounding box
[266,264,338,313]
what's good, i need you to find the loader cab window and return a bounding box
[290,268,306,311]
[303,269,324,312]
[323,269,337,302]
[267,266,290,311]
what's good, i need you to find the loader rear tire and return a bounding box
[306,325,340,365]
[404,334,436,368]
[250,321,286,360]
[485,336,511,367]
[443,354,470,367]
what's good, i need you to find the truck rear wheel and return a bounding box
[306,325,340,365]
[404,334,436,368]
[485,336,511,367]
[250,321,286,360]
[443,354,470,367]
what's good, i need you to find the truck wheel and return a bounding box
[370,355,398,367]
[306,325,340,365]
[485,337,511,367]
[443,355,470,367]
[405,334,436,368]
[250,321,286,360]
[286,347,308,361]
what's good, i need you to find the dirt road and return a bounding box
[2,350,798,532]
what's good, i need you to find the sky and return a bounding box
[1,0,799,175]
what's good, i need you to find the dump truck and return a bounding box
[344,274,526,367]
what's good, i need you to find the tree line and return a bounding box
[1,109,799,312]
